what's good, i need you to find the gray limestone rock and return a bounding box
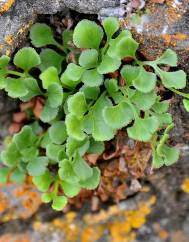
[0,0,119,55]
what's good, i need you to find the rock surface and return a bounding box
[0,1,189,242]
[0,0,118,56]
[1,0,189,74]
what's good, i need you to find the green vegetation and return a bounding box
[0,17,188,210]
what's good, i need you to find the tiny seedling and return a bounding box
[0,17,188,210]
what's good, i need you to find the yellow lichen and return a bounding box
[5,49,11,56]
[31,195,156,242]
[181,178,189,193]
[159,229,169,240]
[0,0,15,14]
[161,33,188,47]
[4,35,14,45]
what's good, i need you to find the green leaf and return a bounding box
[60,181,80,197]
[0,143,20,167]
[52,195,68,211]
[67,92,87,118]
[13,126,37,150]
[61,73,79,89]
[30,23,56,47]
[131,90,157,111]
[154,144,180,168]
[105,79,118,95]
[111,92,125,104]
[65,63,84,81]
[21,77,42,101]
[21,147,39,162]
[0,77,6,89]
[156,49,177,67]
[72,153,93,181]
[160,145,180,166]
[81,69,103,87]
[89,95,115,141]
[40,104,58,123]
[65,114,86,141]
[62,30,73,50]
[41,193,52,203]
[133,67,156,93]
[46,143,65,162]
[79,49,98,68]
[39,49,64,74]
[32,171,53,192]
[87,139,105,154]
[49,121,67,145]
[39,66,60,89]
[183,99,189,112]
[5,78,28,98]
[83,114,93,134]
[0,55,10,68]
[73,19,103,49]
[154,113,172,126]
[80,86,100,100]
[30,121,43,135]
[127,116,159,142]
[66,137,89,157]
[10,168,25,184]
[79,167,100,190]
[107,30,132,58]
[58,159,79,183]
[152,99,169,113]
[152,152,164,169]
[121,65,140,87]
[47,83,63,108]
[115,36,139,59]
[14,47,41,71]
[27,156,49,176]
[103,101,134,129]
[0,167,9,183]
[40,132,51,148]
[158,68,186,89]
[97,54,121,74]
[102,17,119,40]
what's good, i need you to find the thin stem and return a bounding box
[168,87,189,99]
[54,41,66,53]
[7,70,25,77]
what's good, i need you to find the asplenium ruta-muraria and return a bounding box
[0,17,189,210]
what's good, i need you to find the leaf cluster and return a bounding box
[0,17,188,210]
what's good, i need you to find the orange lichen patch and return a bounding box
[0,0,15,14]
[81,226,105,242]
[181,178,189,193]
[0,233,31,242]
[31,196,156,242]
[0,193,9,213]
[4,35,14,45]
[159,229,169,240]
[0,183,41,222]
[141,186,151,193]
[161,33,188,47]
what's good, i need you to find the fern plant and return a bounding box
[0,17,188,210]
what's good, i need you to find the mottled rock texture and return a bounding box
[1,0,189,75]
[0,0,119,56]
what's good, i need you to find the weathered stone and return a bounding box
[0,0,119,56]
[123,0,189,74]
